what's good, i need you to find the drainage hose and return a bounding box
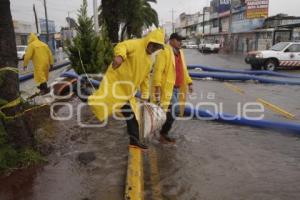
[184,106,300,134]
[189,72,300,85]
[19,61,71,82]
[188,65,300,79]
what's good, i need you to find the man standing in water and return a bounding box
[152,33,193,144]
[88,29,165,149]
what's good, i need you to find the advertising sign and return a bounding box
[246,0,269,19]
[218,0,231,17]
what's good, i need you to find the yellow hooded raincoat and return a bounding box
[152,44,192,116]
[24,33,54,85]
[88,29,165,122]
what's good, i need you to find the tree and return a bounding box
[99,0,122,43]
[66,0,113,74]
[100,0,159,42]
[121,0,159,39]
[0,0,33,148]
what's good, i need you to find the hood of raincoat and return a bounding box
[28,32,39,44]
[143,29,165,48]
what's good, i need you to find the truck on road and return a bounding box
[245,42,300,71]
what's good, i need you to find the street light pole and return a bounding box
[43,0,49,43]
[171,8,175,33]
[228,3,233,51]
[93,0,99,34]
[202,7,205,35]
[33,4,39,34]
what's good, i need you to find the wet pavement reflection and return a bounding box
[1,50,300,200]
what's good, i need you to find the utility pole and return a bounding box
[68,11,71,30]
[33,4,39,34]
[202,7,205,36]
[228,2,233,51]
[171,8,175,33]
[43,0,49,43]
[93,0,99,34]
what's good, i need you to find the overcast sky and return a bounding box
[10,0,300,30]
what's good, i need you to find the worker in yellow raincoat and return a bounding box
[88,29,165,149]
[152,33,193,144]
[23,33,54,94]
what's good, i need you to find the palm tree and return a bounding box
[99,0,122,43]
[100,0,159,42]
[0,0,33,148]
[121,0,159,40]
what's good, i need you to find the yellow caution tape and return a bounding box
[0,67,19,74]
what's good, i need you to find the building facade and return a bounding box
[175,0,300,53]
[13,20,34,45]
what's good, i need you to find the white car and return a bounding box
[186,42,198,49]
[198,41,220,53]
[17,45,27,60]
[182,40,198,49]
[245,42,300,71]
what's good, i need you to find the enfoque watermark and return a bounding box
[49,77,265,128]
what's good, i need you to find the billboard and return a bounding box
[218,0,231,17]
[231,0,246,9]
[246,0,269,19]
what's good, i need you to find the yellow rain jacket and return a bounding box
[88,29,165,122]
[152,44,192,115]
[24,33,54,85]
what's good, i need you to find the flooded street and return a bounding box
[1,50,300,200]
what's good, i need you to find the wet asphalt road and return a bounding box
[1,50,300,200]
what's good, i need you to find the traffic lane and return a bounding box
[184,49,300,74]
[183,49,250,70]
[151,118,300,200]
[236,83,300,121]
[186,80,300,123]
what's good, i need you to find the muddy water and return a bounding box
[0,98,129,200]
[1,50,300,199]
[142,80,300,200]
[2,79,300,200]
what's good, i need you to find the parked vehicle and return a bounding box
[17,45,27,60]
[198,40,220,53]
[245,42,300,71]
[182,40,198,49]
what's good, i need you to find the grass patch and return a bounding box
[0,124,46,174]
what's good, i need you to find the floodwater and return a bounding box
[1,50,300,200]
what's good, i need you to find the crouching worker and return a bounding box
[152,33,193,144]
[88,29,165,149]
[23,33,54,95]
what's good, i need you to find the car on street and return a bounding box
[198,40,220,53]
[182,40,198,49]
[245,42,300,71]
[17,45,27,60]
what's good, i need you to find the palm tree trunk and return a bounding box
[101,0,120,43]
[0,0,34,148]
